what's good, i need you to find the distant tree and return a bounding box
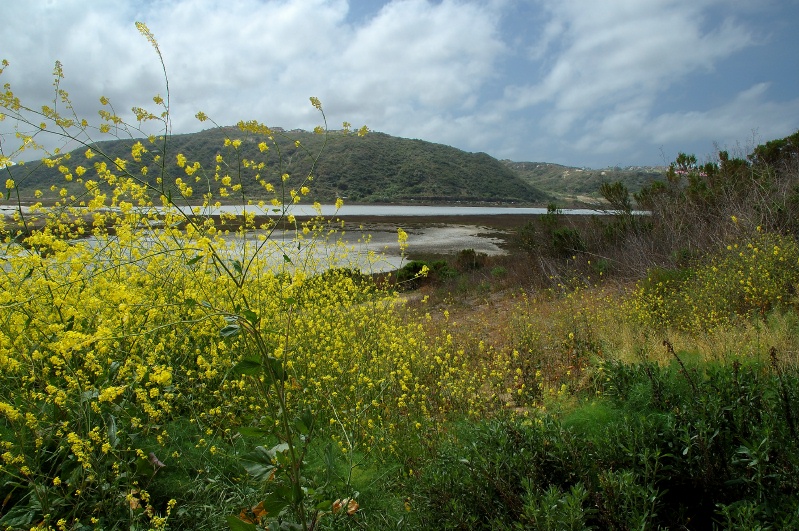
[600,181,632,214]
[629,129,799,264]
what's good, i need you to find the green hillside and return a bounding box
[504,161,665,206]
[7,127,550,205]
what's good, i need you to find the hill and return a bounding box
[504,161,665,206]
[7,128,550,205]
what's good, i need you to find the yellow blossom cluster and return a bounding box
[0,43,536,526]
[627,231,799,331]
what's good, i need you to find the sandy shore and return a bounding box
[336,221,511,258]
[333,213,535,256]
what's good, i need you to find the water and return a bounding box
[2,203,627,273]
[1,203,623,217]
[177,204,606,217]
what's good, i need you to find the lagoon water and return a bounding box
[173,204,537,270]
[184,204,603,217]
[1,203,615,273]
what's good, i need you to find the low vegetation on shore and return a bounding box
[1,25,798,530]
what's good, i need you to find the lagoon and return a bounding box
[183,204,605,217]
[1,203,622,273]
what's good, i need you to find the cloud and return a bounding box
[1,0,505,145]
[503,0,753,132]
[648,83,799,148]
[328,0,506,134]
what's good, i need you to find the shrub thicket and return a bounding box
[412,356,799,529]
[628,230,799,331]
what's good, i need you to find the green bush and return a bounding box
[454,248,486,271]
[411,358,799,529]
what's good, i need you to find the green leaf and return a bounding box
[184,297,197,308]
[301,407,315,433]
[261,491,290,517]
[241,446,279,481]
[220,324,241,338]
[294,408,315,436]
[0,505,37,527]
[108,414,118,448]
[315,498,333,511]
[294,418,309,436]
[238,426,271,439]
[233,259,243,274]
[242,309,259,326]
[186,255,202,265]
[134,454,153,478]
[225,515,258,531]
[283,254,292,263]
[266,356,287,382]
[232,355,262,377]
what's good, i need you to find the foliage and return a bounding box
[3,17,799,531]
[634,134,799,260]
[0,26,537,530]
[515,204,587,259]
[412,355,799,529]
[628,230,799,331]
[505,160,663,205]
[7,132,548,206]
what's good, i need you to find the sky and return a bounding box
[1,0,798,168]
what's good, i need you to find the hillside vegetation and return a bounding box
[8,128,550,205]
[8,124,673,207]
[505,160,665,206]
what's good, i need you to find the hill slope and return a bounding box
[8,128,550,205]
[504,161,665,206]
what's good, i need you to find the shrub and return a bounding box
[628,231,799,331]
[454,248,486,271]
[633,134,799,264]
[412,357,799,529]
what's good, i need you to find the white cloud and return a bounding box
[504,0,753,127]
[648,83,799,147]
[330,0,506,130]
[1,0,505,144]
